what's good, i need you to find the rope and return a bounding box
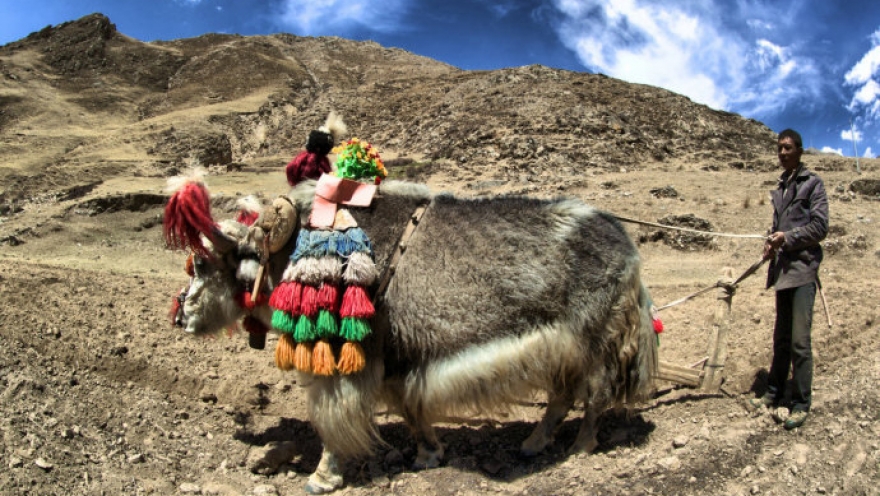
[614,215,765,239]
[655,258,768,311]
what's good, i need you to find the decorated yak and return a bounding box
[164,171,659,494]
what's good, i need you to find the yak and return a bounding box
[164,173,658,494]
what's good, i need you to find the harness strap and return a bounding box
[373,202,429,304]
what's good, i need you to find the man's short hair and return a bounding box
[778,128,803,150]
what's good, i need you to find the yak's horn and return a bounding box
[209,226,239,255]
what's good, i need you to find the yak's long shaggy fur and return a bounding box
[305,190,658,459]
[165,177,658,492]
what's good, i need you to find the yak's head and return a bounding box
[164,171,299,336]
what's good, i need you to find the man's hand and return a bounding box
[763,231,785,260]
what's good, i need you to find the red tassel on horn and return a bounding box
[163,181,218,259]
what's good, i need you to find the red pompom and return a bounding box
[652,317,664,334]
[340,285,374,319]
[237,291,269,311]
[236,291,256,311]
[235,209,259,226]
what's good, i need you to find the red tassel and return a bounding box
[340,285,374,319]
[269,283,289,309]
[316,283,340,312]
[300,285,319,318]
[163,181,217,259]
[269,281,302,314]
[235,209,259,226]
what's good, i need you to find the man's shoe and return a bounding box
[784,410,808,430]
[749,395,776,410]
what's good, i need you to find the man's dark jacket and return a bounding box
[767,164,829,290]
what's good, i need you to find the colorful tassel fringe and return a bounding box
[294,341,313,372]
[268,216,378,375]
[312,340,336,376]
[340,285,374,319]
[337,341,366,374]
[275,333,297,371]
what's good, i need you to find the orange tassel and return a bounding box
[274,334,297,371]
[312,339,337,376]
[337,341,366,375]
[294,341,314,373]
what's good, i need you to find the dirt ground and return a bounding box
[1,154,878,496]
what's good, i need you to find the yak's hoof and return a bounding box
[566,438,598,456]
[519,447,540,459]
[520,433,552,458]
[412,446,443,470]
[304,474,343,494]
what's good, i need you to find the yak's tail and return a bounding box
[629,281,659,404]
[611,257,659,407]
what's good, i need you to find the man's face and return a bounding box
[777,136,802,173]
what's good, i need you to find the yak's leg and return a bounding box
[304,448,344,495]
[520,391,575,457]
[568,406,601,455]
[403,404,444,470]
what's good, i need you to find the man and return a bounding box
[750,128,828,429]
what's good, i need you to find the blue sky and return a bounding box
[2,0,880,158]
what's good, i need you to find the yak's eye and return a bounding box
[193,257,209,275]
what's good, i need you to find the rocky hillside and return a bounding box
[1,13,777,203]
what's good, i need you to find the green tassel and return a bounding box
[316,309,339,339]
[340,317,371,342]
[294,314,318,343]
[272,310,296,333]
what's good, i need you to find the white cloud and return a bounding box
[845,28,880,120]
[553,0,737,109]
[862,146,875,158]
[277,0,409,35]
[844,30,880,86]
[842,128,863,142]
[847,73,880,119]
[820,146,843,155]
[550,0,821,116]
